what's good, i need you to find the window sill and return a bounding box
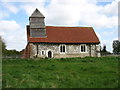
[60,52,66,54]
[80,52,88,53]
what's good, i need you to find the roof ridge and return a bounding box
[46,26,93,28]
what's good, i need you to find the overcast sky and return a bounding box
[0,0,118,52]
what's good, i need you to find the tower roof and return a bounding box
[30,8,45,18]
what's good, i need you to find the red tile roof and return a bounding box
[27,26,100,43]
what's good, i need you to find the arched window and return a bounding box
[41,50,45,55]
[60,45,66,53]
[63,46,65,52]
[80,44,87,52]
[60,45,63,52]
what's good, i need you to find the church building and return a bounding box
[23,9,100,58]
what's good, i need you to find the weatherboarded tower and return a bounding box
[29,8,46,37]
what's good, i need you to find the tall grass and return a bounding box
[2,56,118,88]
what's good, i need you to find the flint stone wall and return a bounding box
[30,43,100,58]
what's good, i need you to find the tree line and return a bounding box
[0,36,21,57]
[100,40,120,55]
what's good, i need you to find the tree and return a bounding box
[113,40,120,54]
[102,45,107,52]
[0,36,21,57]
[5,49,20,56]
[100,45,111,55]
[0,36,7,55]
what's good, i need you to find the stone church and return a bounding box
[23,9,101,58]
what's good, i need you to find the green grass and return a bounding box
[2,56,119,88]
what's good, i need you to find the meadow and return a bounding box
[2,56,119,88]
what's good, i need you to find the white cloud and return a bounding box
[1,2,19,14]
[1,0,49,2]
[20,4,45,16]
[0,10,9,19]
[95,0,117,2]
[20,0,48,16]
[0,2,19,19]
[1,0,117,3]
[19,0,118,28]
[0,20,27,51]
[5,3,19,14]
[102,29,117,37]
[101,0,118,16]
[0,20,20,31]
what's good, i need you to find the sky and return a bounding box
[0,0,118,52]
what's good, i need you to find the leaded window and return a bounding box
[60,45,66,53]
[80,44,87,52]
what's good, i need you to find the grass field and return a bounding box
[2,56,118,88]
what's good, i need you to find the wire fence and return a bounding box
[2,55,23,59]
[101,53,120,57]
[2,53,120,59]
